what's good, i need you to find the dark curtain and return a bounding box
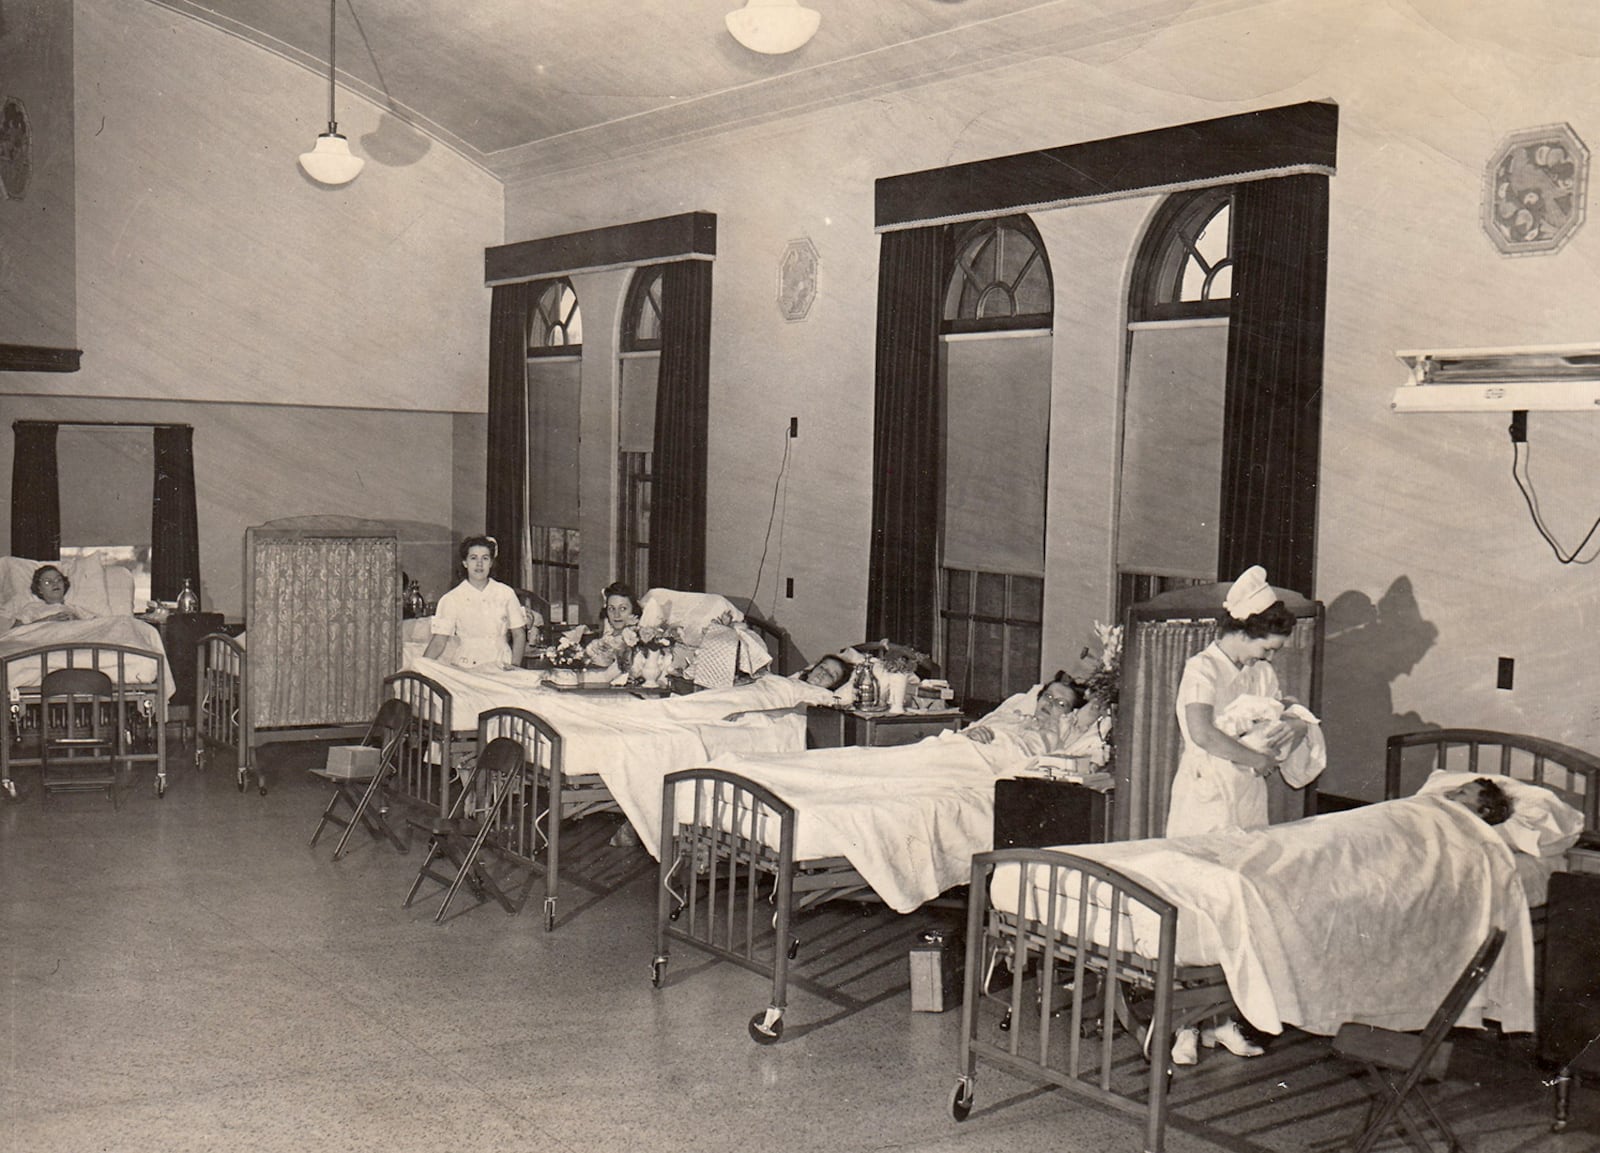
[650,259,713,592]
[486,281,533,586]
[865,227,946,650]
[11,421,60,560]
[151,425,201,601]
[1217,175,1329,597]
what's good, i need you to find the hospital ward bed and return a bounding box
[948,727,1598,1153]
[380,655,837,930]
[646,706,1075,1043]
[0,553,173,801]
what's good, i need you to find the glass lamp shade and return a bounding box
[298,132,365,185]
[725,0,820,55]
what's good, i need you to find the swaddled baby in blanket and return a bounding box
[1214,694,1327,788]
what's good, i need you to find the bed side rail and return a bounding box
[1385,728,1600,831]
[384,671,457,814]
[196,632,244,749]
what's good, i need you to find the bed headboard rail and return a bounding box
[1385,728,1600,833]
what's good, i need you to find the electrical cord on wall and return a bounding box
[1510,423,1600,564]
[748,425,794,612]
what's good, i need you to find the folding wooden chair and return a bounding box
[402,737,529,923]
[309,697,411,860]
[1332,927,1507,1153]
[38,668,121,808]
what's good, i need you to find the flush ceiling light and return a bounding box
[298,0,364,186]
[725,0,820,55]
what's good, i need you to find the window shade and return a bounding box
[942,334,1050,574]
[618,356,660,454]
[1117,324,1227,577]
[526,358,581,529]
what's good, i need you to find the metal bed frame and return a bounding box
[949,847,1230,1153]
[650,767,910,1044]
[1,642,170,800]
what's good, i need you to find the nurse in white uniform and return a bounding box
[424,535,526,670]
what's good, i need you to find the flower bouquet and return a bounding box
[1077,621,1122,764]
[622,625,680,688]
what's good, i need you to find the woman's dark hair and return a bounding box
[1220,601,1296,640]
[601,581,640,614]
[1473,778,1513,826]
[31,564,69,598]
[459,534,498,561]
[804,654,851,691]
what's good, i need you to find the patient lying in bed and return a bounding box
[1,565,96,631]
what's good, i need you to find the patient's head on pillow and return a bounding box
[31,564,70,604]
[1032,672,1083,721]
[800,654,850,690]
[601,582,641,630]
[1418,769,1585,856]
[1445,777,1513,826]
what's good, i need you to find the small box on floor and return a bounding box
[323,745,380,779]
[909,928,963,1012]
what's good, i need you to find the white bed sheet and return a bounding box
[398,653,838,829]
[0,615,173,702]
[653,732,1033,915]
[989,796,1535,1038]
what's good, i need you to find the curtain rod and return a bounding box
[12,420,192,430]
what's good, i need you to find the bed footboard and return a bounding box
[195,633,246,789]
[1,642,169,800]
[383,671,465,816]
[952,849,1230,1153]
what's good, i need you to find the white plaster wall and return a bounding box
[504,0,1600,796]
[0,0,501,412]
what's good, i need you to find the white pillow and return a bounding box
[1416,769,1586,857]
[638,589,744,646]
[61,552,113,618]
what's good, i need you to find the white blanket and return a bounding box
[0,615,173,703]
[662,730,1034,915]
[991,795,1534,1037]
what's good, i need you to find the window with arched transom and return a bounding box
[524,277,583,619]
[936,215,1053,713]
[616,266,665,591]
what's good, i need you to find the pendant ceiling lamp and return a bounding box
[298,0,364,185]
[725,0,820,55]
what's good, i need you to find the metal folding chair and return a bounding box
[38,668,121,807]
[1332,927,1507,1153]
[402,736,529,922]
[309,697,411,860]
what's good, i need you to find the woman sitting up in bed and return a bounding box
[579,581,642,668]
[963,673,1107,760]
[423,536,526,670]
[1,565,95,631]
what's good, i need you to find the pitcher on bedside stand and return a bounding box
[176,578,200,613]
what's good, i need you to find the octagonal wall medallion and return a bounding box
[1482,123,1588,256]
[777,237,819,322]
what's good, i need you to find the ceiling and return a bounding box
[154,0,1203,183]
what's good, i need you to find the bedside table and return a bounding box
[806,707,964,749]
[1541,870,1600,1131]
[992,777,1114,849]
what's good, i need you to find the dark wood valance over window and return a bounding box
[485,212,717,285]
[875,101,1338,231]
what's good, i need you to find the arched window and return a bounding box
[525,277,583,618]
[936,215,1053,712]
[527,278,584,354]
[1116,187,1235,615]
[1129,187,1233,322]
[616,267,664,590]
[942,216,1053,333]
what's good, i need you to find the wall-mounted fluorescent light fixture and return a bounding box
[1392,343,1600,412]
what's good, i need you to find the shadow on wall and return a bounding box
[1321,575,1440,798]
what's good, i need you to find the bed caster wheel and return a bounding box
[651,957,667,988]
[786,938,800,961]
[157,778,166,798]
[543,897,557,932]
[2,779,16,800]
[236,771,246,793]
[949,1079,974,1122]
[748,1008,783,1044]
[998,1009,1011,1033]
[258,777,268,796]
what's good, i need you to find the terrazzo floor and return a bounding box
[3,737,1597,1153]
